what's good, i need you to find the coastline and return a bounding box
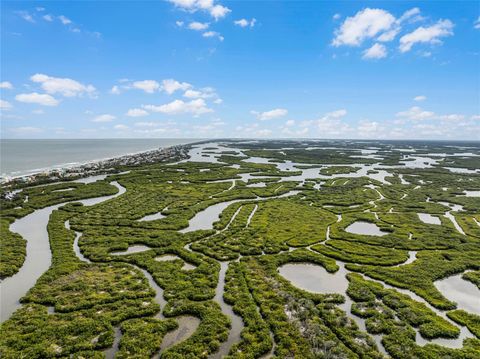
[1,140,205,189]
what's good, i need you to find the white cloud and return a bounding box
[58,15,72,25]
[396,106,435,120]
[357,120,383,138]
[126,108,149,117]
[437,114,465,121]
[281,124,309,137]
[30,73,96,97]
[132,80,160,93]
[32,109,44,114]
[161,79,192,94]
[17,11,35,23]
[471,115,480,121]
[414,95,427,101]
[315,109,351,137]
[176,20,184,27]
[36,7,45,12]
[43,14,54,22]
[0,81,13,89]
[377,28,399,42]
[168,0,231,20]
[376,8,421,42]
[321,109,347,120]
[188,21,209,30]
[399,19,454,53]
[210,4,231,20]
[234,18,256,28]
[202,31,224,41]
[114,124,129,130]
[251,108,288,121]
[143,99,212,116]
[92,114,116,122]
[0,99,13,110]
[110,85,121,95]
[183,87,217,100]
[362,43,387,59]
[333,13,341,21]
[475,17,480,30]
[193,118,225,135]
[134,121,159,127]
[15,92,59,106]
[332,8,396,46]
[398,7,421,23]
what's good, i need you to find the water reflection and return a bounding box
[345,221,388,236]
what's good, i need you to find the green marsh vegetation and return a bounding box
[1,140,479,358]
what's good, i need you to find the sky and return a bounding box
[1,0,479,140]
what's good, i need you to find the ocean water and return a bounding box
[0,139,198,178]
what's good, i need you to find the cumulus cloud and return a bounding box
[110,85,121,95]
[315,109,351,136]
[143,99,212,116]
[15,92,59,106]
[398,7,422,23]
[333,13,341,20]
[188,21,209,30]
[399,19,454,52]
[92,114,116,122]
[202,31,224,41]
[132,80,160,93]
[134,121,159,127]
[0,81,13,89]
[43,14,54,22]
[251,108,288,121]
[357,120,383,138]
[30,73,96,97]
[183,87,218,100]
[414,95,427,101]
[193,118,225,135]
[332,8,396,46]
[362,43,387,59]
[281,125,309,137]
[17,11,35,23]
[58,15,72,25]
[396,106,435,120]
[114,124,129,130]
[437,114,465,121]
[126,108,149,117]
[475,17,480,30]
[0,99,13,110]
[168,0,231,20]
[376,28,399,42]
[234,18,256,28]
[161,79,192,94]
[176,20,184,27]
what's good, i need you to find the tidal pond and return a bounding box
[417,213,441,225]
[345,221,388,236]
[435,273,480,315]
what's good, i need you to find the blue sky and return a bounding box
[1,0,479,140]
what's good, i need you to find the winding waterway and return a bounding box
[0,180,125,322]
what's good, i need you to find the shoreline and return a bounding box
[0,140,206,189]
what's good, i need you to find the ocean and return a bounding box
[0,139,199,179]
